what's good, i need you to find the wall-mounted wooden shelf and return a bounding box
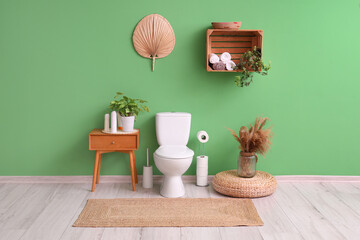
[206,29,263,72]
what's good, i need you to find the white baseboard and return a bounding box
[0,175,191,184]
[275,175,360,182]
[0,175,359,183]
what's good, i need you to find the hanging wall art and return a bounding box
[132,14,175,71]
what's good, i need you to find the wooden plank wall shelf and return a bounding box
[206,29,263,72]
[89,129,140,192]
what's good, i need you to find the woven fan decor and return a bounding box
[213,170,277,198]
[132,14,175,71]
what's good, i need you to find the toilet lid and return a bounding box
[155,146,194,159]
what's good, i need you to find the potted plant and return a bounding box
[228,116,272,177]
[109,92,149,132]
[234,46,271,87]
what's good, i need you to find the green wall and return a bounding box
[1,0,359,176]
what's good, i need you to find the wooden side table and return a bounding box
[89,129,140,192]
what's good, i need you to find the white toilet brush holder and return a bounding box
[196,155,208,186]
[143,166,153,188]
[142,148,153,189]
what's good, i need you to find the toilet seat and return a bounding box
[154,145,194,159]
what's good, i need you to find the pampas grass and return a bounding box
[228,116,272,156]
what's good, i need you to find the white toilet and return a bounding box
[154,112,194,198]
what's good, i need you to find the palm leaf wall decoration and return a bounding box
[132,14,175,71]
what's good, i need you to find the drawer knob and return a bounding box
[111,141,115,144]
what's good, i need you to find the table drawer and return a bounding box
[89,135,138,150]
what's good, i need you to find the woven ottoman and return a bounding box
[212,170,277,198]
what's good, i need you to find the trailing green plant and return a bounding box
[234,46,271,87]
[109,92,149,118]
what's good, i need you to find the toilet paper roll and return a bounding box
[197,164,208,170]
[142,166,153,189]
[197,176,208,186]
[197,131,209,143]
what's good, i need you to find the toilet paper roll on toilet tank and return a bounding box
[197,131,209,143]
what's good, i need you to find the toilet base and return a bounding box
[160,176,185,198]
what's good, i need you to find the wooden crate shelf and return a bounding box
[206,29,263,72]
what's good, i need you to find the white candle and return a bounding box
[104,114,110,132]
[111,111,117,133]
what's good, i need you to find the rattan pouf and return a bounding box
[212,170,277,198]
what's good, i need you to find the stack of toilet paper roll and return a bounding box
[209,52,236,71]
[196,131,209,187]
[196,156,208,186]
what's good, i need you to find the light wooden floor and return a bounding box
[0,181,359,240]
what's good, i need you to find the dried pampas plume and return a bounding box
[228,116,272,156]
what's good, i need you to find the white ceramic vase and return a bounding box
[120,115,135,132]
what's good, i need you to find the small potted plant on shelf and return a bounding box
[234,46,271,87]
[228,116,272,178]
[109,92,149,132]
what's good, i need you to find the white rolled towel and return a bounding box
[209,53,220,64]
[225,61,236,71]
[220,52,232,62]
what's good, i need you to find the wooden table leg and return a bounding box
[96,153,102,184]
[132,151,138,184]
[128,151,136,191]
[92,151,100,192]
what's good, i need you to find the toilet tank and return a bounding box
[156,112,191,146]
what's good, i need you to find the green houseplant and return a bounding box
[228,116,272,177]
[235,46,271,87]
[109,92,149,132]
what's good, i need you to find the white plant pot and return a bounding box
[117,112,122,128]
[120,115,135,132]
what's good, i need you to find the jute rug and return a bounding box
[73,198,263,227]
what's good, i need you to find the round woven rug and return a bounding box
[212,170,277,198]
